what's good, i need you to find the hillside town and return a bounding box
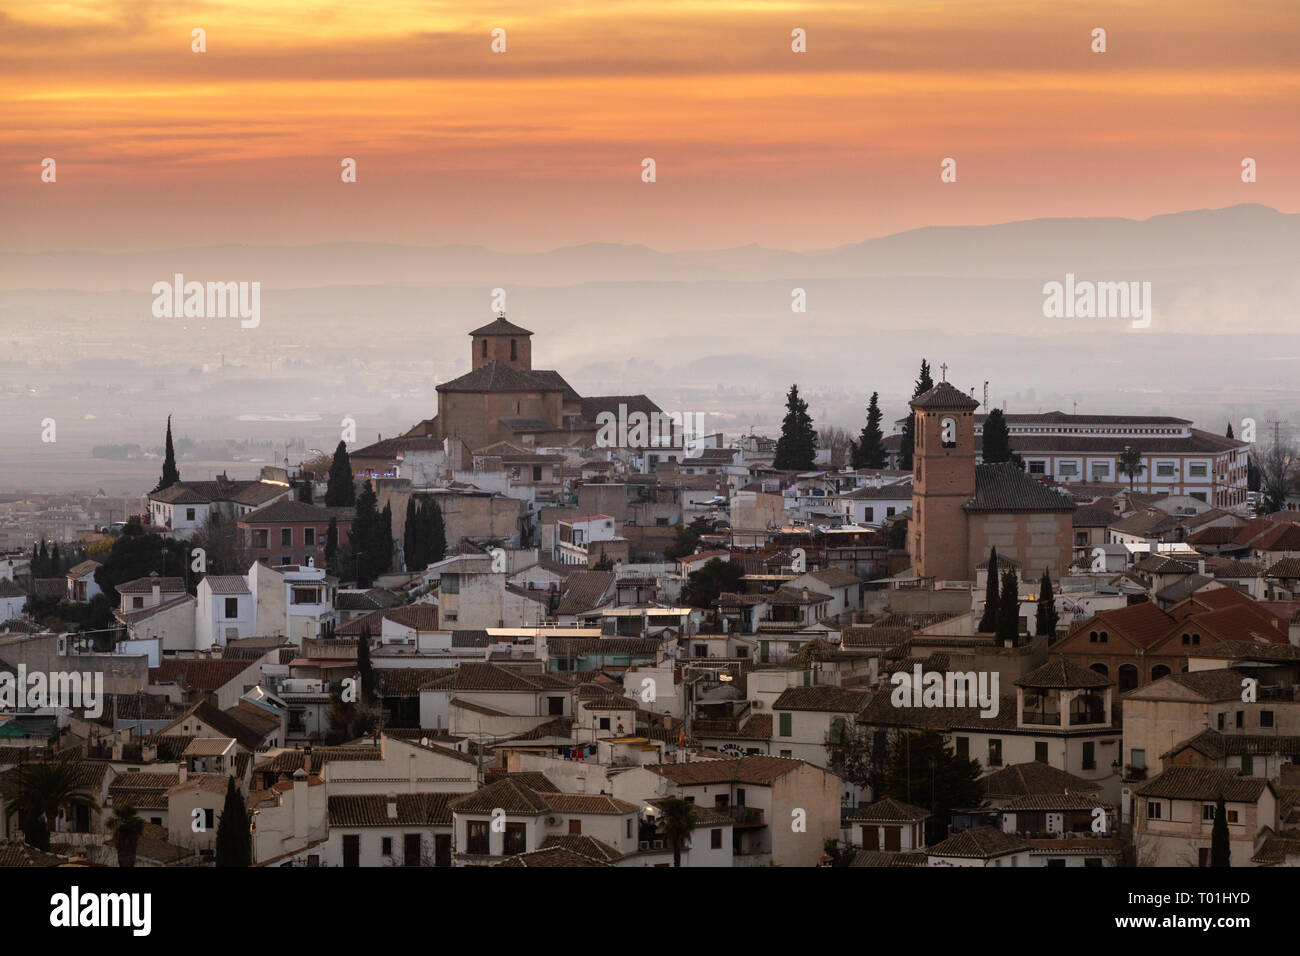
[2,318,1299,870]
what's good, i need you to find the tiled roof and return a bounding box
[109,772,181,810]
[1086,601,1175,648]
[469,315,533,337]
[964,463,1075,514]
[555,571,616,616]
[0,841,67,867]
[544,793,639,815]
[772,686,871,713]
[328,792,467,827]
[439,360,553,394]
[548,637,663,658]
[452,662,573,692]
[1135,766,1267,802]
[910,381,981,410]
[116,594,195,625]
[846,797,930,823]
[448,778,552,815]
[981,762,1101,799]
[849,850,928,867]
[538,834,625,862]
[494,846,612,867]
[1267,557,1300,578]
[1252,836,1300,866]
[650,755,808,786]
[928,825,1029,858]
[580,395,662,422]
[1124,668,1251,702]
[65,559,102,579]
[149,660,258,694]
[1016,657,1113,689]
[1073,507,1118,528]
[252,746,376,775]
[117,575,187,594]
[999,792,1110,812]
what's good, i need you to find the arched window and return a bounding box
[1070,693,1106,725]
[1151,664,1171,681]
[1090,663,1109,677]
[510,338,518,361]
[481,339,488,358]
[1118,664,1139,692]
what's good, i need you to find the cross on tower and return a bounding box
[939,362,948,382]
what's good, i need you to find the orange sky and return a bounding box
[3,0,1298,252]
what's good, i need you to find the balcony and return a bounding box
[1021,712,1062,726]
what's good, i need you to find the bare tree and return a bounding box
[1254,439,1297,514]
[818,426,852,469]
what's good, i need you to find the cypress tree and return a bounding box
[996,568,1020,645]
[153,415,181,493]
[1035,569,1058,638]
[357,625,376,703]
[1210,792,1230,867]
[982,408,1013,463]
[325,517,339,575]
[978,548,999,632]
[428,498,447,562]
[404,498,419,571]
[851,392,885,469]
[773,384,817,471]
[351,481,380,586]
[379,502,393,577]
[325,439,356,507]
[214,776,251,867]
[38,540,49,577]
[899,360,933,470]
[50,543,61,575]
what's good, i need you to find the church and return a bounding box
[405,316,662,451]
[909,377,1076,583]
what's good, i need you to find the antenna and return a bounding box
[983,381,989,411]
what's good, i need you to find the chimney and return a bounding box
[302,744,312,775]
[1198,559,1206,576]
[387,792,398,820]
[150,571,161,606]
[177,763,187,784]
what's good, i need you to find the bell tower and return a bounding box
[910,376,980,582]
[469,314,533,371]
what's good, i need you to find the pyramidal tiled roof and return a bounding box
[910,380,981,410]
[1016,656,1114,689]
[469,315,532,337]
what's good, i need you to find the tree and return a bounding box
[214,776,251,866]
[681,558,745,608]
[107,804,145,868]
[996,568,1020,644]
[404,498,419,572]
[357,625,376,703]
[664,521,701,562]
[93,532,191,607]
[827,725,895,801]
[350,480,382,586]
[152,415,181,493]
[325,517,339,575]
[773,384,817,471]
[1035,569,1058,639]
[325,440,356,507]
[1,759,100,840]
[1226,422,1235,440]
[817,426,852,469]
[427,498,447,563]
[978,548,999,632]
[883,730,983,844]
[658,797,696,867]
[379,502,394,577]
[22,804,49,852]
[1118,446,1145,490]
[899,360,933,470]
[1210,792,1230,867]
[1256,439,1296,515]
[297,479,314,504]
[850,392,885,469]
[982,408,1012,464]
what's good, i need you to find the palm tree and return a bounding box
[1118,446,1145,490]
[659,797,696,867]
[1,759,100,841]
[107,804,145,868]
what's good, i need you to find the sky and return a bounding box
[4,0,1300,254]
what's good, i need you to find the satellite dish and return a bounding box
[420,737,429,747]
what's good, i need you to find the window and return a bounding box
[988,739,1003,767]
[533,466,542,481]
[304,527,315,546]
[481,339,487,358]
[1157,463,1175,477]
[1217,712,1225,730]
[1189,463,1208,477]
[569,819,582,835]
[510,338,518,361]
[1028,461,1046,475]
[1131,749,1146,770]
[779,713,792,737]
[1227,809,1239,823]
[1261,710,1274,728]
[711,829,723,849]
[342,834,360,867]
[441,575,459,594]
[1236,711,1244,729]
[955,736,969,758]
[1202,804,1215,821]
[253,529,268,549]
[1082,741,1095,771]
[467,821,490,855]
[186,508,196,521]
[404,833,421,866]
[502,823,527,855]
[1147,801,1161,819]
[1058,462,1079,476]
[281,528,293,547]
[224,597,239,618]
[132,596,144,609]
[1091,463,1111,480]
[599,717,611,731]
[1034,742,1048,763]
[886,507,896,517]
[864,508,874,523]
[382,837,392,855]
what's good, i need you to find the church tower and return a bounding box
[910,376,980,582]
[469,314,533,371]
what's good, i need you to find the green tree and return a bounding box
[350,480,381,586]
[357,625,376,703]
[93,532,191,607]
[214,776,251,867]
[152,415,181,493]
[883,730,983,844]
[899,360,933,470]
[1210,792,1230,867]
[297,479,314,504]
[22,804,50,852]
[658,797,696,868]
[982,408,1012,464]
[404,497,420,571]
[379,502,394,577]
[773,384,817,471]
[1,759,100,840]
[107,804,145,868]
[682,558,745,608]
[1226,422,1234,440]
[996,568,1020,645]
[427,498,447,563]
[1119,446,1145,490]
[1035,569,1058,639]
[325,440,356,507]
[664,521,701,562]
[978,548,999,632]
[325,517,339,575]
[850,392,885,469]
